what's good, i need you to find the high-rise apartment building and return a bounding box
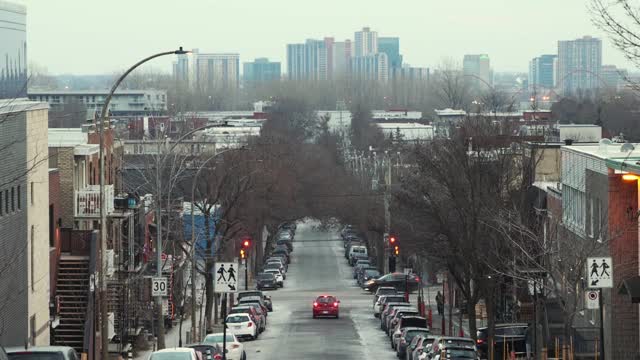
[0,0,26,99]
[172,49,240,90]
[243,58,281,83]
[378,37,402,69]
[354,27,378,57]
[529,54,557,90]
[601,65,627,90]
[463,54,492,86]
[286,40,329,81]
[351,53,389,82]
[324,37,334,80]
[332,40,353,78]
[557,36,602,94]
[286,43,306,80]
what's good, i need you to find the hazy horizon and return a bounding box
[19,0,634,75]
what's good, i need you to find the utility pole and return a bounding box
[155,128,166,350]
[384,152,391,274]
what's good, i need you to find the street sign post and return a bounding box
[587,257,613,288]
[152,277,168,297]
[214,262,239,293]
[585,290,599,309]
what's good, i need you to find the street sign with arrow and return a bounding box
[214,262,239,293]
[587,257,613,288]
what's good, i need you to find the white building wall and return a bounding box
[26,106,50,345]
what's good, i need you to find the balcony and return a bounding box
[74,185,114,218]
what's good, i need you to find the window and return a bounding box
[49,205,55,247]
[0,190,3,216]
[17,185,21,210]
[31,182,34,205]
[4,189,8,214]
[10,187,14,212]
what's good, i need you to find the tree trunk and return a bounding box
[485,289,496,360]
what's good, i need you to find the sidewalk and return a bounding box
[421,284,471,337]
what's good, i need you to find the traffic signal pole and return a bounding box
[245,257,249,290]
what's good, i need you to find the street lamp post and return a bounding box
[98,47,189,358]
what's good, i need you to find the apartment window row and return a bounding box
[562,185,586,234]
[0,184,22,217]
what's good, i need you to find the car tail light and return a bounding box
[213,355,222,360]
[477,339,484,344]
[313,302,318,307]
[248,322,253,327]
[333,302,338,307]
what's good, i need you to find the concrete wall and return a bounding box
[532,146,561,182]
[26,107,51,345]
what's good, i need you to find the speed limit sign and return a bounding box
[152,277,168,296]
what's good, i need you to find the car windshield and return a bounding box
[352,247,366,253]
[8,353,65,360]
[378,288,397,295]
[406,329,429,340]
[203,334,235,344]
[149,353,193,360]
[226,315,249,323]
[385,296,406,303]
[365,270,380,276]
[238,292,261,299]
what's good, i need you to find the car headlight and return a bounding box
[365,280,375,285]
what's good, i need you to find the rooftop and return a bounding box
[48,128,89,147]
[435,108,467,116]
[376,122,432,129]
[562,141,640,160]
[0,98,49,115]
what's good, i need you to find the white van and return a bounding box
[348,245,368,260]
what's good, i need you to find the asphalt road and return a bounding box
[240,220,399,360]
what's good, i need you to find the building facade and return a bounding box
[351,53,389,82]
[529,54,557,90]
[557,36,602,95]
[354,27,378,57]
[378,37,402,70]
[192,51,240,90]
[243,58,281,83]
[391,66,429,82]
[332,40,352,78]
[286,43,306,80]
[600,65,626,90]
[0,1,26,100]
[29,89,168,116]
[463,54,492,86]
[0,99,50,346]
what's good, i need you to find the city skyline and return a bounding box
[19,0,633,75]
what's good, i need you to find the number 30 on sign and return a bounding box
[152,277,168,296]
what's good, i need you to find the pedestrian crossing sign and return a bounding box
[587,257,613,288]
[214,262,239,293]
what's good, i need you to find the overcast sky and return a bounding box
[20,0,633,75]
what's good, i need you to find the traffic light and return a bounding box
[240,249,246,259]
[389,235,397,245]
[242,238,251,249]
[394,245,400,256]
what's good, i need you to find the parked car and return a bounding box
[149,348,199,360]
[229,304,266,332]
[408,335,437,360]
[429,337,477,359]
[202,333,245,360]
[390,318,429,349]
[365,272,421,293]
[397,327,431,358]
[347,245,367,262]
[6,347,79,360]
[266,255,288,270]
[264,262,286,279]
[387,308,421,335]
[256,272,279,290]
[476,323,528,359]
[237,295,269,315]
[276,238,293,252]
[373,286,399,304]
[375,294,409,317]
[272,249,290,263]
[237,290,273,312]
[185,344,223,360]
[312,294,340,319]
[264,268,284,287]
[225,313,258,340]
[431,345,479,360]
[353,259,371,277]
[381,304,415,332]
[266,257,288,272]
[354,264,376,282]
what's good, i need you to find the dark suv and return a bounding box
[476,323,528,359]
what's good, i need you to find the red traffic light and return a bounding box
[242,238,251,248]
[389,236,397,244]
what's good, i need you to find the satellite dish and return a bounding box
[599,138,613,145]
[621,143,636,152]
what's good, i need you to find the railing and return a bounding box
[74,184,114,217]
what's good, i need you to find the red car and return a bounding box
[312,295,340,318]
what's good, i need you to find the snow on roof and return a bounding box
[48,128,89,147]
[435,108,467,116]
[562,142,640,160]
[533,181,560,192]
[0,98,48,115]
[376,122,432,129]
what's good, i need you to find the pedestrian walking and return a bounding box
[436,291,444,316]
